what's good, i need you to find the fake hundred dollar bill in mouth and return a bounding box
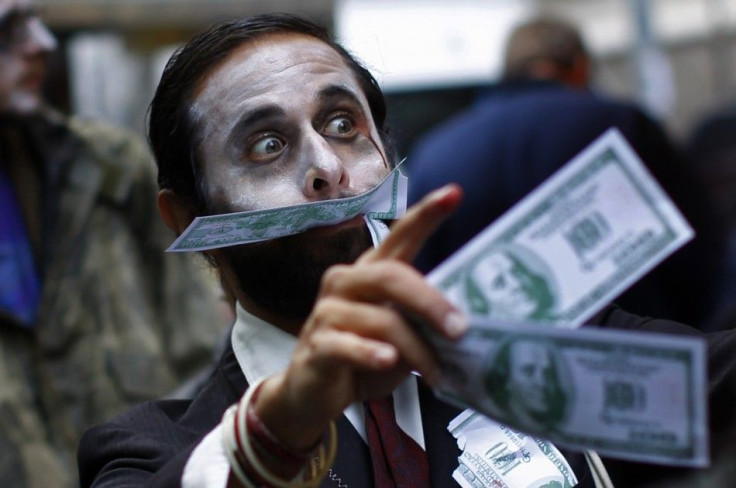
[166,161,407,252]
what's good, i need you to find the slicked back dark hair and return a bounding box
[148,13,391,211]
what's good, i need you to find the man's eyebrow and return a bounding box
[317,85,364,106]
[233,105,286,130]
[227,105,286,144]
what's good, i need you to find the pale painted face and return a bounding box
[0,0,57,114]
[191,33,390,214]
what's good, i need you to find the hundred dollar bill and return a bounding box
[449,411,578,488]
[434,318,708,467]
[427,128,693,327]
[167,162,407,252]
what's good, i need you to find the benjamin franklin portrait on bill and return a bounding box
[483,337,572,433]
[464,245,557,321]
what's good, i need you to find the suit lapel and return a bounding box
[321,415,374,488]
[176,341,246,435]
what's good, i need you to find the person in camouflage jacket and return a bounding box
[0,2,230,487]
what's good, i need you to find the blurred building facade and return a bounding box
[35,0,736,149]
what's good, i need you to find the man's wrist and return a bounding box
[255,374,333,453]
[220,377,337,487]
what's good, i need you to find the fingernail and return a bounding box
[428,185,456,208]
[444,311,468,339]
[372,344,397,365]
[430,185,453,200]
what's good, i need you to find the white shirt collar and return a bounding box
[231,302,297,385]
[230,302,425,449]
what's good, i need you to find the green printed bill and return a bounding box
[166,163,407,252]
[427,128,693,328]
[449,410,578,488]
[433,318,708,467]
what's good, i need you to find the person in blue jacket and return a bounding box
[407,16,728,330]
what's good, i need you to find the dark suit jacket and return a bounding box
[78,305,736,487]
[407,81,728,329]
[78,339,473,488]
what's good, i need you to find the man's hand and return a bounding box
[255,184,466,452]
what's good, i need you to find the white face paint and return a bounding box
[191,33,390,214]
[0,0,57,114]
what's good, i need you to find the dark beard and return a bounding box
[222,224,373,321]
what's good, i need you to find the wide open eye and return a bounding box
[324,116,356,138]
[249,135,285,161]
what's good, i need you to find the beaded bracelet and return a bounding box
[221,377,337,488]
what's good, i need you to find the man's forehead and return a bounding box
[194,32,367,118]
[242,32,342,64]
[215,33,355,89]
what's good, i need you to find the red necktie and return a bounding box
[364,396,430,487]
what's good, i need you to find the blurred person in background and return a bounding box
[687,105,736,331]
[407,16,729,331]
[0,1,230,486]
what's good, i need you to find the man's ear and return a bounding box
[158,189,196,236]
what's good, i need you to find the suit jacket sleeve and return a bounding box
[78,400,205,487]
[79,344,246,487]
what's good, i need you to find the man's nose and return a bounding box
[301,134,350,199]
[19,17,57,55]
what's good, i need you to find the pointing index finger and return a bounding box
[363,184,462,264]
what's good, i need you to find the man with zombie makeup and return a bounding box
[0,2,228,487]
[79,13,736,488]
